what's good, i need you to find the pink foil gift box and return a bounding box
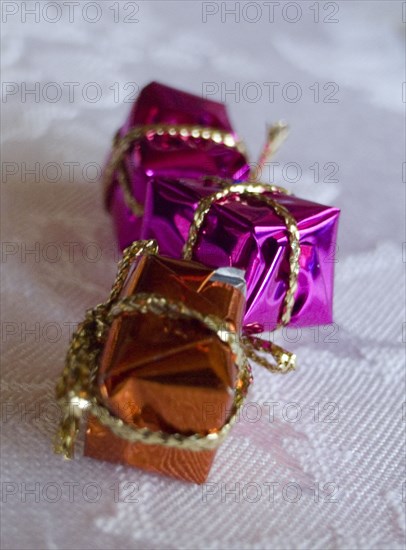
[104,81,250,250]
[139,177,340,332]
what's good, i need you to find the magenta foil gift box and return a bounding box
[139,177,340,332]
[104,82,250,250]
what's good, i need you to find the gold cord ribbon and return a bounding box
[54,240,252,458]
[253,121,289,180]
[182,181,300,327]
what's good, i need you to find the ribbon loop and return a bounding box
[242,335,296,374]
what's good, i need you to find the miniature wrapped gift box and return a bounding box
[138,177,340,332]
[104,81,250,250]
[55,241,251,484]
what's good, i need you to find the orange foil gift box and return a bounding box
[54,240,252,484]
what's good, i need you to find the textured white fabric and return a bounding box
[1,2,405,549]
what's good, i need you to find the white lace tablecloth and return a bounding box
[1,2,405,549]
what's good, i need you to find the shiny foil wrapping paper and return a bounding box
[105,81,249,249]
[84,254,246,483]
[139,177,340,331]
[105,82,340,331]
